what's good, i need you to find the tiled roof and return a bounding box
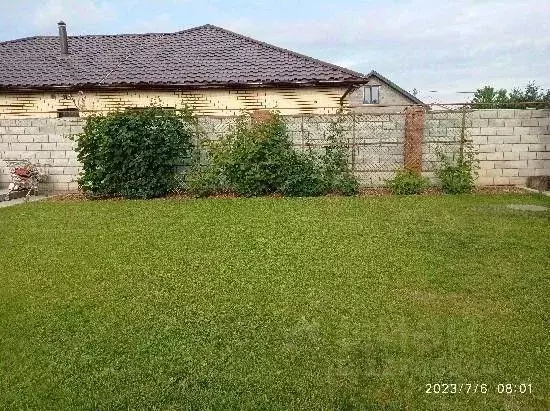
[0,24,367,89]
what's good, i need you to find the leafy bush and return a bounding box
[75,107,195,198]
[221,115,298,196]
[187,113,358,197]
[280,152,326,197]
[320,120,359,195]
[386,169,429,195]
[435,147,478,194]
[185,158,229,198]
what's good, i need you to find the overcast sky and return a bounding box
[1,0,548,103]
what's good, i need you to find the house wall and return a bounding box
[347,77,417,113]
[0,87,348,118]
[1,109,548,193]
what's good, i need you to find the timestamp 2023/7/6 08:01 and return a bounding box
[425,383,533,394]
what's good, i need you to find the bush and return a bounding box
[280,152,326,197]
[436,147,478,194]
[187,112,358,197]
[75,107,195,198]
[386,169,429,195]
[436,160,475,194]
[185,161,229,198]
[221,115,297,196]
[321,121,359,195]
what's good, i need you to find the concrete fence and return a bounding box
[469,110,549,185]
[0,118,83,192]
[0,109,549,193]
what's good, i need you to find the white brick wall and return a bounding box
[0,118,82,192]
[472,109,549,186]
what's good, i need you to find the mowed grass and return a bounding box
[0,194,549,410]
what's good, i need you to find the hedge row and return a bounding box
[74,108,358,199]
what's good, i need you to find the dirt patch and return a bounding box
[45,193,130,202]
[474,185,530,195]
[44,185,532,202]
[506,204,548,212]
[358,185,529,197]
[357,187,441,196]
[44,193,89,202]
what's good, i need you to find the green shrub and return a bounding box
[386,169,429,195]
[280,152,326,197]
[75,107,195,198]
[187,113,357,198]
[222,115,294,196]
[321,121,359,195]
[436,147,478,194]
[185,161,229,198]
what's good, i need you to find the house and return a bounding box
[348,70,423,113]
[0,23,421,118]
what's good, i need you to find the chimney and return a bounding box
[58,21,68,54]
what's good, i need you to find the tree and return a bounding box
[470,86,509,108]
[470,82,550,109]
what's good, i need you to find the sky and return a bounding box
[0,0,548,104]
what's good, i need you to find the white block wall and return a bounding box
[0,118,83,193]
[470,109,550,186]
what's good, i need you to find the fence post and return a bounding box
[403,106,425,173]
[351,113,356,172]
[459,106,467,164]
[251,109,274,124]
[300,115,305,150]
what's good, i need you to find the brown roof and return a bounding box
[0,24,367,90]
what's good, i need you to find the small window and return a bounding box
[363,86,380,104]
[57,108,79,118]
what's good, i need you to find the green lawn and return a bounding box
[1,194,549,409]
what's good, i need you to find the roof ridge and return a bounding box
[68,32,172,38]
[198,24,367,80]
[1,24,216,44]
[176,24,216,34]
[0,32,176,45]
[0,35,53,45]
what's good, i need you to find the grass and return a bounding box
[0,194,549,409]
